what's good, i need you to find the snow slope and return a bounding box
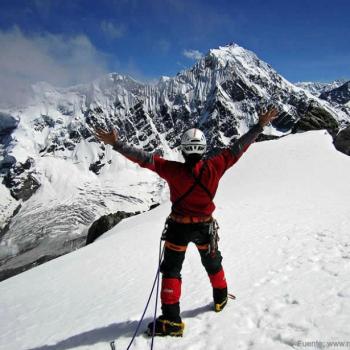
[1,131,350,350]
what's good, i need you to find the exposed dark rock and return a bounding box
[149,203,160,210]
[320,81,350,105]
[3,158,41,201]
[0,155,16,173]
[0,113,19,173]
[63,140,76,150]
[57,103,74,116]
[333,125,350,156]
[221,79,256,102]
[42,115,55,128]
[10,174,40,201]
[89,153,105,174]
[89,160,104,174]
[86,211,141,244]
[204,54,216,69]
[0,112,19,134]
[32,115,55,131]
[69,130,81,142]
[80,126,93,139]
[291,106,339,134]
[271,111,296,132]
[45,144,58,153]
[94,106,104,114]
[257,134,280,142]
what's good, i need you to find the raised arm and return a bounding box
[208,107,278,176]
[95,128,154,166]
[231,107,278,157]
[230,124,263,157]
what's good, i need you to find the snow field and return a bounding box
[0,130,350,350]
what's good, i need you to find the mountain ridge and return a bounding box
[295,79,348,97]
[1,43,349,281]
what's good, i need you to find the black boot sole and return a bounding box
[145,329,183,337]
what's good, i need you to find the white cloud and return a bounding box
[101,21,125,39]
[183,49,203,60]
[0,27,110,108]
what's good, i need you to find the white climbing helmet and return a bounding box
[181,128,207,155]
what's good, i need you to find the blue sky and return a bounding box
[0,0,349,96]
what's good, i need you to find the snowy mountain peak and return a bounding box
[107,73,145,88]
[210,43,254,58]
[205,43,263,71]
[86,73,145,95]
[1,42,350,282]
[159,76,171,83]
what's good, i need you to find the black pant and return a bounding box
[161,219,223,278]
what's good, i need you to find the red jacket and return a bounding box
[143,149,244,216]
[113,124,262,217]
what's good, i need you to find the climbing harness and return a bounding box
[171,162,213,215]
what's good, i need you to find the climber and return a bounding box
[95,107,278,337]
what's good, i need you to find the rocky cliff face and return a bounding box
[0,43,349,281]
[320,81,350,106]
[318,81,350,152]
[334,124,350,156]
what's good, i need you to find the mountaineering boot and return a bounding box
[146,316,185,337]
[208,268,228,311]
[213,287,228,312]
[146,303,185,337]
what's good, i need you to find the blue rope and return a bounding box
[125,239,164,350]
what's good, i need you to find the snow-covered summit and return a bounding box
[209,43,271,71]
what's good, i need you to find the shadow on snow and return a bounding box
[24,303,212,350]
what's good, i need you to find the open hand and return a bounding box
[258,107,279,128]
[95,128,118,146]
